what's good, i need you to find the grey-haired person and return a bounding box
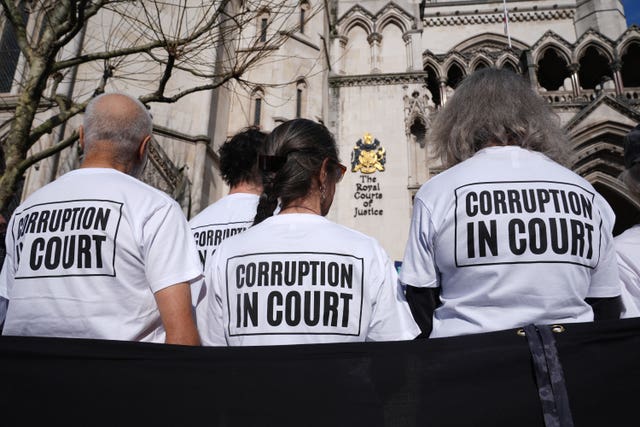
[0,93,201,344]
[400,68,622,338]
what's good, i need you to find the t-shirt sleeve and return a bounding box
[143,201,203,294]
[399,197,439,289]
[614,231,640,318]
[0,217,15,300]
[196,249,227,346]
[586,200,621,298]
[366,246,421,342]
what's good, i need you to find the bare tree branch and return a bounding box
[0,0,32,58]
[18,131,79,176]
[0,0,327,213]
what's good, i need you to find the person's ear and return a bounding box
[320,157,331,186]
[138,135,151,160]
[78,126,85,151]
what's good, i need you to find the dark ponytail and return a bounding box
[253,119,339,225]
[253,156,285,225]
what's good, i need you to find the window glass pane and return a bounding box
[260,18,268,42]
[254,98,262,126]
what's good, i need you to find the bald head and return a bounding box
[81,93,152,175]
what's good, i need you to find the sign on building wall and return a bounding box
[351,133,386,218]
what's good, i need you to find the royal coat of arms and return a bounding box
[351,133,386,174]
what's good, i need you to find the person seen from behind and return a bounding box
[197,118,420,345]
[615,124,640,318]
[189,128,267,304]
[400,68,621,338]
[0,93,202,345]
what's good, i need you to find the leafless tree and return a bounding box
[0,0,322,212]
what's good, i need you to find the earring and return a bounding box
[320,184,327,202]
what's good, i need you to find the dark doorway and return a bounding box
[594,183,640,236]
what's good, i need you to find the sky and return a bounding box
[622,0,640,27]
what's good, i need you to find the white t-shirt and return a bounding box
[400,146,621,338]
[189,193,259,271]
[198,213,420,346]
[189,193,258,306]
[615,225,640,318]
[0,168,202,342]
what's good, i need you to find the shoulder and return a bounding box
[616,225,640,247]
[321,219,389,257]
[189,194,259,228]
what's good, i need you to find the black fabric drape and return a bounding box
[1,318,639,426]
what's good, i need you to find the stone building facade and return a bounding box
[3,0,639,261]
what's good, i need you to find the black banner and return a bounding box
[1,318,639,426]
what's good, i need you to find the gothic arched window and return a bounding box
[299,1,309,34]
[257,10,270,43]
[446,62,465,89]
[252,88,265,126]
[295,79,307,118]
[578,45,612,90]
[621,42,640,88]
[536,47,571,91]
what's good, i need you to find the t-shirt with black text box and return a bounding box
[189,193,258,305]
[615,225,640,318]
[198,214,420,346]
[0,168,202,342]
[400,146,620,338]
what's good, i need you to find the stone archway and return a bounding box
[586,172,640,236]
[570,121,640,235]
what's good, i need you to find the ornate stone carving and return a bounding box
[424,9,574,28]
[328,71,427,87]
[403,84,434,148]
[141,139,190,203]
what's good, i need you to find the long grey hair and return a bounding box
[429,68,570,168]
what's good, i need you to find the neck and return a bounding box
[280,196,321,215]
[81,157,128,174]
[280,205,320,215]
[229,181,262,195]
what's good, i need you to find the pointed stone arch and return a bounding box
[569,121,640,234]
[424,61,442,107]
[618,37,640,88]
[586,172,640,235]
[616,28,640,58]
[470,54,492,71]
[533,43,572,67]
[375,5,411,34]
[574,36,615,64]
[337,5,374,36]
[577,43,614,90]
[452,32,528,52]
[444,60,466,89]
[341,17,373,37]
[536,45,572,91]
[496,54,520,73]
[531,31,573,64]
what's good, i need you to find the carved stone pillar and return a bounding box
[403,33,412,72]
[403,29,423,72]
[610,60,623,96]
[525,50,538,88]
[367,32,382,73]
[332,35,348,75]
[439,77,448,105]
[569,63,581,98]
